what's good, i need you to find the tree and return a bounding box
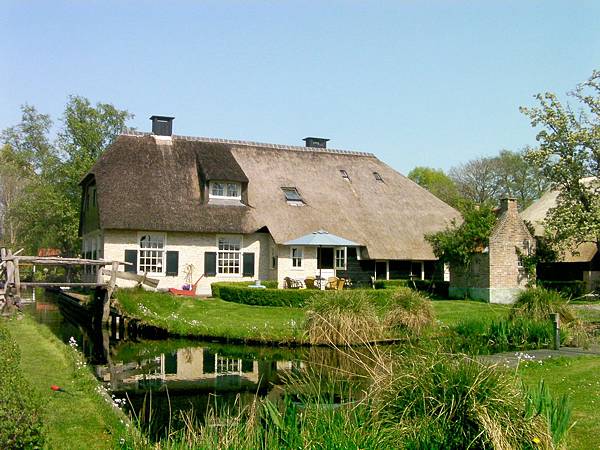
[448,150,549,209]
[407,166,462,208]
[521,70,600,252]
[1,97,132,254]
[425,203,497,267]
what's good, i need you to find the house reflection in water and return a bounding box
[96,345,303,393]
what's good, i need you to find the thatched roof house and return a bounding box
[80,117,460,294]
[521,180,600,284]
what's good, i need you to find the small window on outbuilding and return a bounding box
[373,172,384,182]
[281,187,304,203]
[340,170,350,181]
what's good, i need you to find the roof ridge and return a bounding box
[121,129,376,157]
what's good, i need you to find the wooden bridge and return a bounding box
[0,247,158,323]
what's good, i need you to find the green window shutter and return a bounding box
[124,250,137,273]
[204,252,217,277]
[166,251,179,276]
[243,253,255,277]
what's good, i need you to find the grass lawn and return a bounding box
[116,289,306,344]
[518,356,600,450]
[431,300,509,326]
[3,316,131,450]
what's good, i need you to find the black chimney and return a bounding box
[150,115,174,136]
[303,137,329,148]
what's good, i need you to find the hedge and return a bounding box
[374,279,450,298]
[0,323,44,449]
[210,280,278,299]
[538,280,587,299]
[211,283,316,307]
[211,283,396,308]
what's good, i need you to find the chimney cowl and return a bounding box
[150,115,175,136]
[303,137,329,148]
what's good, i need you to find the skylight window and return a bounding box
[340,170,350,181]
[373,172,384,182]
[281,187,304,203]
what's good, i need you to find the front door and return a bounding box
[375,261,388,280]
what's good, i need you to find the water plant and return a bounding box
[382,287,435,335]
[510,287,575,323]
[303,290,383,345]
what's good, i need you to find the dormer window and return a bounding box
[340,170,350,181]
[281,187,304,205]
[373,172,384,182]
[210,181,241,200]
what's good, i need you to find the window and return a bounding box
[270,245,277,269]
[92,187,97,207]
[335,248,346,270]
[340,170,350,181]
[281,187,304,203]
[373,172,383,182]
[139,233,166,274]
[218,236,241,274]
[210,181,241,200]
[291,247,303,268]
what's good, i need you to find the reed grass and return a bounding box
[382,287,434,334]
[510,288,576,323]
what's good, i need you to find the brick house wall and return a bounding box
[450,198,535,303]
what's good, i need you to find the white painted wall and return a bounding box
[276,245,318,288]
[97,230,271,296]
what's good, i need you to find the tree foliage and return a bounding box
[0,97,132,254]
[425,204,497,267]
[449,149,549,209]
[522,70,600,251]
[408,166,462,208]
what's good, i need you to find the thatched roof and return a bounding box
[86,132,460,260]
[521,183,597,263]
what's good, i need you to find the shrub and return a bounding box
[0,323,44,449]
[370,350,553,449]
[449,318,558,354]
[211,282,314,307]
[373,279,410,289]
[210,280,277,298]
[538,280,587,299]
[304,290,383,345]
[382,287,434,334]
[510,287,575,323]
[373,279,450,297]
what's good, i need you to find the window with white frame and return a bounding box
[218,236,241,274]
[210,181,241,199]
[139,233,166,274]
[335,248,346,269]
[291,247,303,268]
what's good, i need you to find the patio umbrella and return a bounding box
[284,230,360,282]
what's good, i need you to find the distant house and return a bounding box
[79,116,460,295]
[521,182,600,290]
[449,198,535,304]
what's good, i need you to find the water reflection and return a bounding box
[25,289,363,440]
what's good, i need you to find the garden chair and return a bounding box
[304,277,317,289]
[325,277,339,290]
[336,278,346,290]
[284,277,302,289]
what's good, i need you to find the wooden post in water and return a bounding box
[101,261,119,325]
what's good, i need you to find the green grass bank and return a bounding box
[519,356,600,450]
[2,316,131,449]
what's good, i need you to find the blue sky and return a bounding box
[1,1,599,174]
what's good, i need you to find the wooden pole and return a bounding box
[13,256,21,301]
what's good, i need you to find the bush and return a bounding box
[370,351,553,449]
[211,283,315,307]
[0,323,44,449]
[210,280,278,298]
[382,287,434,334]
[304,290,383,345]
[510,287,575,323]
[450,318,559,354]
[538,280,587,299]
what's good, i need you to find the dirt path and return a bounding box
[480,346,600,368]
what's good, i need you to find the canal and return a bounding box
[22,288,358,440]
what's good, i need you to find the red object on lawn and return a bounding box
[50,385,66,392]
[169,275,204,297]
